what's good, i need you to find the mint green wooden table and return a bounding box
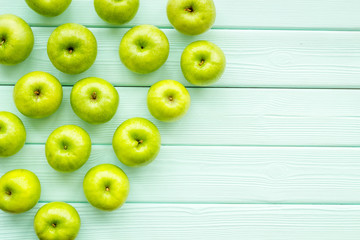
[2,0,360,239]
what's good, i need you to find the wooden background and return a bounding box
[2,0,360,239]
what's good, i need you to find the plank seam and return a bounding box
[22,143,360,148]
[27,24,360,32]
[37,201,360,206]
[4,84,360,90]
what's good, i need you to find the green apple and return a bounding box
[13,71,63,119]
[0,14,34,65]
[113,117,161,167]
[147,80,191,122]
[0,169,41,213]
[34,202,81,240]
[25,0,72,17]
[70,77,119,124]
[119,25,169,74]
[167,0,216,35]
[47,23,97,74]
[83,164,129,211]
[181,40,226,86]
[45,125,91,172]
[94,0,139,25]
[0,112,26,157]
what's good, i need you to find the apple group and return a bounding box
[0,0,226,238]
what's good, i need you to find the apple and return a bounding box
[0,169,41,213]
[181,40,226,86]
[0,14,34,65]
[47,23,97,74]
[147,80,191,122]
[25,0,72,17]
[45,125,91,172]
[34,202,81,240]
[119,25,169,74]
[113,117,161,167]
[83,164,129,211]
[13,71,63,119]
[0,112,26,157]
[167,0,216,35]
[70,77,119,124]
[94,0,139,25]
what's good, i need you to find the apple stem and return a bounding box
[168,96,174,101]
[105,186,110,191]
[91,92,97,100]
[64,145,68,150]
[34,90,40,96]
[199,59,205,66]
[185,7,193,12]
[5,191,11,196]
[52,223,56,228]
[0,39,4,46]
[138,139,143,144]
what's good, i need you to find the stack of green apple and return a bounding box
[0,0,226,239]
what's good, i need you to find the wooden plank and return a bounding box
[2,28,360,88]
[2,86,360,146]
[3,145,360,203]
[2,0,360,30]
[1,203,360,240]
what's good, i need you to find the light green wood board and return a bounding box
[2,203,360,240]
[1,28,360,88]
[2,86,360,146]
[2,0,360,30]
[2,145,360,204]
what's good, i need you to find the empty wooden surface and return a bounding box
[2,203,360,240]
[1,0,360,239]
[3,145,360,204]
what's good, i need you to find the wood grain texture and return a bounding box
[3,145,360,203]
[2,203,360,240]
[3,1,360,239]
[2,0,360,30]
[2,86,360,146]
[2,28,360,88]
